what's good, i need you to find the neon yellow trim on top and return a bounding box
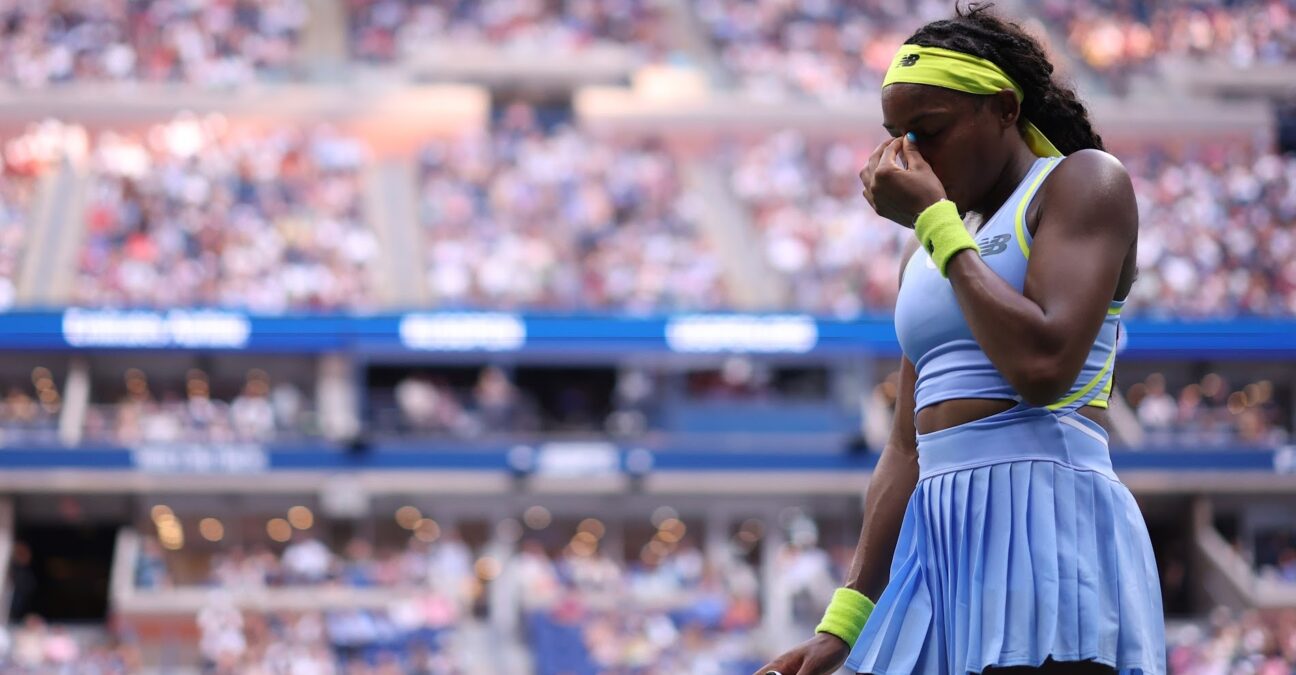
[1048,346,1117,411]
[1083,374,1115,409]
[883,45,1063,159]
[1107,306,1123,316]
[1012,160,1060,260]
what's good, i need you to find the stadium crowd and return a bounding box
[518,537,766,675]
[76,115,379,312]
[0,0,308,88]
[727,132,1296,319]
[1167,609,1296,674]
[4,118,1293,320]
[139,530,476,594]
[0,616,139,674]
[729,131,908,317]
[0,367,62,445]
[84,367,309,445]
[385,367,537,438]
[1123,143,1296,318]
[2,0,1290,95]
[417,103,726,313]
[192,599,465,674]
[1045,0,1295,87]
[697,0,952,102]
[1127,372,1290,448]
[348,0,667,64]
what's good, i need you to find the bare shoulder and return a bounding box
[1052,148,1133,188]
[1039,148,1137,239]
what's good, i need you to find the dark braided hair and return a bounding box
[906,3,1105,155]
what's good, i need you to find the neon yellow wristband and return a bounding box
[815,587,875,648]
[914,199,977,277]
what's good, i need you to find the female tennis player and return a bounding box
[756,6,1164,675]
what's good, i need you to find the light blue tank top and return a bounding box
[895,156,1123,414]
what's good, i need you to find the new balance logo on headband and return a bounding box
[899,53,920,67]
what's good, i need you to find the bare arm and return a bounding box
[943,149,1136,405]
[753,183,923,675]
[844,352,919,598]
[845,240,921,599]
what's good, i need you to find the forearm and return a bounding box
[843,441,919,599]
[944,251,1071,402]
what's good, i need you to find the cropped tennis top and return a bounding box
[894,156,1122,414]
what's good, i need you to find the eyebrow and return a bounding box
[881,111,946,133]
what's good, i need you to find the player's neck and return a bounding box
[970,143,1039,220]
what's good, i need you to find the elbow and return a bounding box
[1009,356,1074,407]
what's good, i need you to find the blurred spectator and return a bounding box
[515,540,562,611]
[7,542,37,622]
[76,115,378,311]
[230,370,277,441]
[282,533,332,584]
[43,626,80,666]
[395,375,472,435]
[418,103,727,313]
[473,366,519,432]
[340,538,378,588]
[0,367,61,445]
[11,616,46,669]
[0,0,308,88]
[197,599,247,667]
[697,0,950,102]
[134,536,170,589]
[348,0,667,63]
[209,545,279,590]
[429,530,474,603]
[1136,373,1177,439]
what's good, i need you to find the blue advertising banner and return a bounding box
[0,310,1288,358]
[0,442,1285,474]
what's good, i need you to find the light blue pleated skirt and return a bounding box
[846,405,1165,675]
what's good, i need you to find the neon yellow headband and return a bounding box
[882,44,1063,158]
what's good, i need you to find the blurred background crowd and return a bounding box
[0,0,1294,673]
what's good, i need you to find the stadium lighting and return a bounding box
[474,556,502,581]
[577,518,605,538]
[287,506,314,530]
[395,505,422,530]
[266,518,292,543]
[650,506,677,528]
[199,518,224,542]
[150,505,174,524]
[415,518,441,543]
[523,506,552,530]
